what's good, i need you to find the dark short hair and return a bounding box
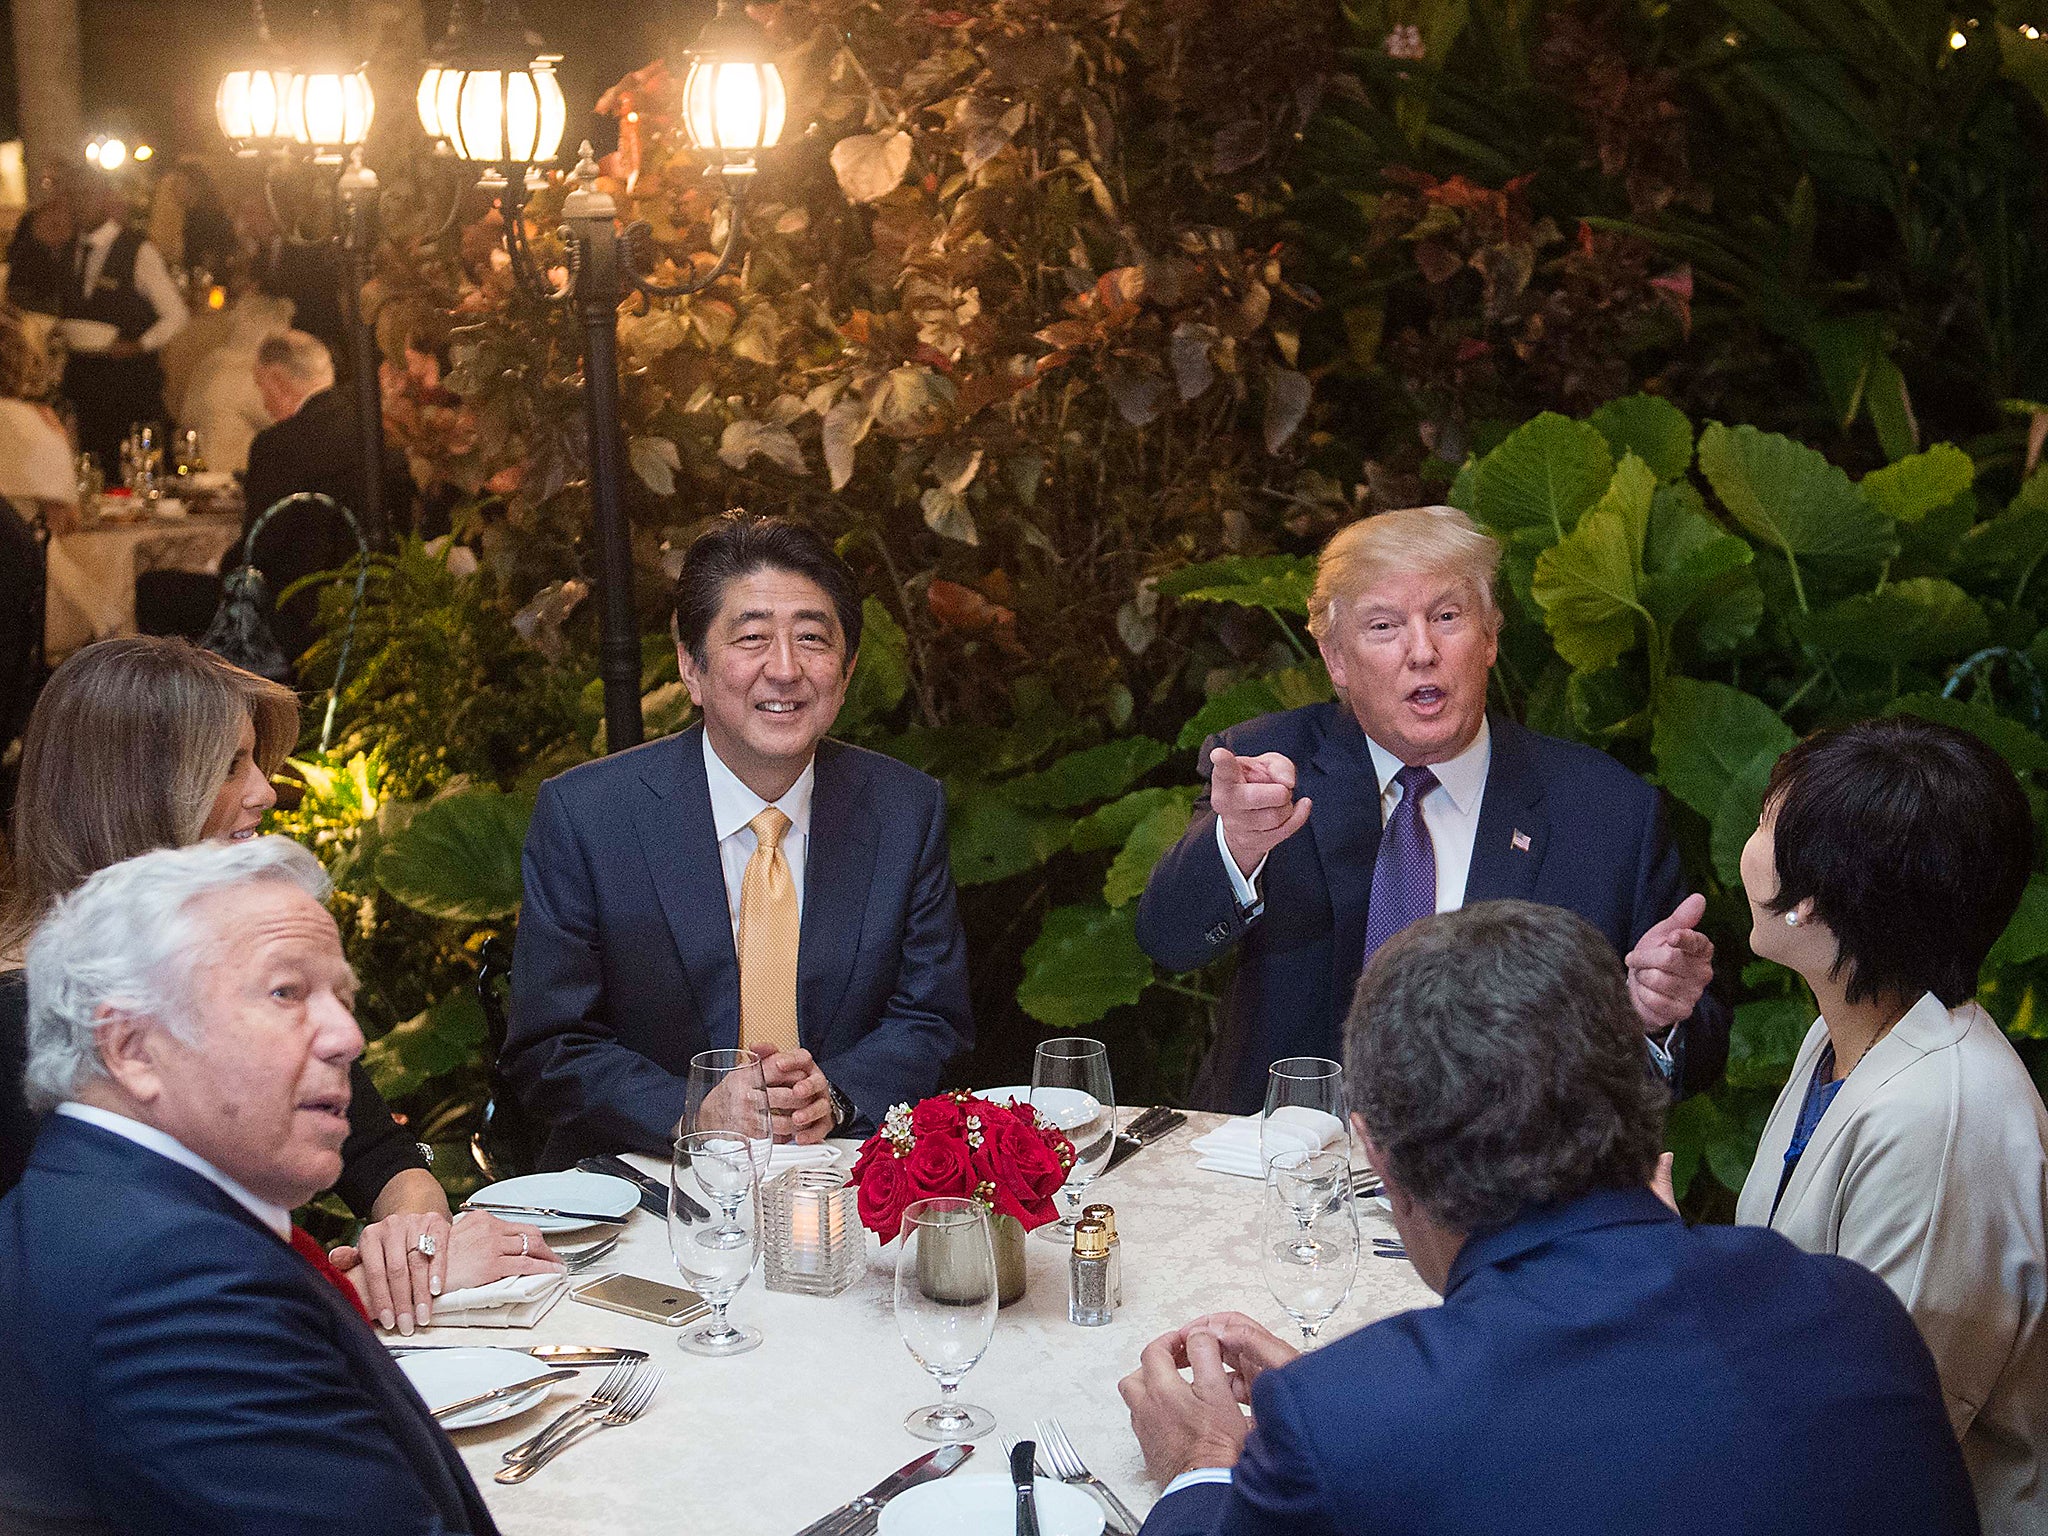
[670,512,862,670]
[1764,715,2032,1008]
[1346,900,1668,1232]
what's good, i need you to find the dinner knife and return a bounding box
[461,1201,630,1224]
[1106,1110,1188,1172]
[581,1153,709,1222]
[430,1369,579,1420]
[387,1345,648,1367]
[1012,1441,1042,1536]
[791,1443,973,1536]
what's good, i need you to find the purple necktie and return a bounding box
[1362,764,1439,968]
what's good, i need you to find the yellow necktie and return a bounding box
[738,807,800,1055]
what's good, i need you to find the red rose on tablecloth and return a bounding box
[853,1142,913,1240]
[911,1095,966,1138]
[973,1114,1070,1231]
[903,1132,975,1202]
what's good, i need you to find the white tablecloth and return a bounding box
[44,508,241,659]
[414,1110,1436,1535]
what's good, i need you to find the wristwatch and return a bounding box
[825,1080,857,1132]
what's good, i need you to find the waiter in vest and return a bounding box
[60,170,188,470]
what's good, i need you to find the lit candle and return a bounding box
[789,1189,824,1275]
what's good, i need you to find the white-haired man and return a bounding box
[1137,506,1725,1111]
[0,837,500,1534]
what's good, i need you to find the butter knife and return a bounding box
[461,1201,630,1223]
[1012,1441,1042,1536]
[793,1443,973,1536]
[1106,1110,1187,1172]
[431,1369,578,1420]
[578,1153,707,1221]
[388,1344,647,1367]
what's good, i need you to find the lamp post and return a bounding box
[427,0,784,753]
[215,2,390,548]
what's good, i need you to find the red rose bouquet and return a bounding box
[850,1091,1075,1241]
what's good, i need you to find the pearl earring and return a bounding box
[1784,912,1801,927]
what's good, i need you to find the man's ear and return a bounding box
[93,1005,170,1107]
[676,638,706,709]
[841,647,859,681]
[1353,1113,1409,1213]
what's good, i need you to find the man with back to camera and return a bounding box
[0,837,500,1533]
[505,511,973,1168]
[1119,900,1980,1536]
[1137,504,1726,1111]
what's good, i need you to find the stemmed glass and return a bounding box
[1031,1036,1115,1241]
[1261,1056,1347,1174]
[1260,1153,1359,1347]
[685,1047,771,1206]
[670,1131,763,1356]
[894,1197,999,1442]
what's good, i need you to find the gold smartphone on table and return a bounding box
[569,1274,709,1326]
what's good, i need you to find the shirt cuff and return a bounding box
[1163,1468,1234,1498]
[1215,818,1266,915]
[1645,1021,1681,1083]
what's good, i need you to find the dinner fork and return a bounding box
[493,1367,661,1482]
[559,1232,621,1272]
[1036,1417,1141,1536]
[501,1358,639,1465]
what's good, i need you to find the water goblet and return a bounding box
[1268,1148,1349,1262]
[1261,1056,1347,1174]
[685,1047,771,1208]
[670,1131,763,1356]
[894,1197,999,1441]
[1261,1161,1359,1347]
[1031,1036,1115,1241]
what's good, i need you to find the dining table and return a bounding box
[43,496,242,660]
[412,1108,1437,1536]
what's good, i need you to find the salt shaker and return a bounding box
[1069,1218,1113,1326]
[1081,1202,1122,1308]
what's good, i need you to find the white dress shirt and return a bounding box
[1222,716,1493,914]
[75,219,189,352]
[55,1101,291,1238]
[0,399,79,507]
[704,731,815,945]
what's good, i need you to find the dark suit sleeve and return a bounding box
[85,1232,459,1534]
[503,778,693,1157]
[819,782,972,1131]
[241,427,286,536]
[330,1060,430,1219]
[1630,790,1730,1097]
[1137,1371,1347,1536]
[1136,734,1260,973]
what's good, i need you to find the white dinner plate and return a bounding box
[981,1085,1105,1133]
[395,1346,571,1430]
[467,1170,638,1234]
[880,1475,1103,1536]
[58,318,119,353]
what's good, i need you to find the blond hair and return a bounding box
[1307,505,1503,644]
[1,637,299,959]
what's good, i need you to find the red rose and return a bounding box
[911,1096,966,1138]
[972,1116,1071,1231]
[903,1133,975,1202]
[854,1142,913,1241]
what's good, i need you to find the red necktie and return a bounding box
[289,1225,372,1324]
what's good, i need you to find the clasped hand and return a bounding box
[330,1210,563,1335]
[697,1044,837,1144]
[1118,1311,1300,1482]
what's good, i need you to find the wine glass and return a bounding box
[1031,1036,1115,1241]
[1261,1157,1359,1347]
[894,1197,999,1441]
[1261,1056,1347,1174]
[1269,1147,1349,1261]
[670,1131,763,1357]
[685,1048,770,1209]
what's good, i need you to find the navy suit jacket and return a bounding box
[506,725,973,1168]
[1136,706,1729,1111]
[0,1115,498,1535]
[1140,1187,1979,1536]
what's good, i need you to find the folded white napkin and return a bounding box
[1189,1107,1347,1180]
[756,1141,844,1177]
[422,1273,570,1329]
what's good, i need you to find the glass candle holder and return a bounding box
[763,1167,859,1296]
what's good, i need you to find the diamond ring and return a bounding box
[414,1232,438,1259]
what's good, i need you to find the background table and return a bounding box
[419,1110,1436,1535]
[44,506,240,660]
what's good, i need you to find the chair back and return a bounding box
[0,496,47,751]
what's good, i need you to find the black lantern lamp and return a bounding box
[417,1,568,186]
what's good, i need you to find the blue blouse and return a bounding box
[1772,1042,1845,1220]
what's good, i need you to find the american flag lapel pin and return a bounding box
[1511,829,1532,853]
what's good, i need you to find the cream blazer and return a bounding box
[1736,994,2048,1536]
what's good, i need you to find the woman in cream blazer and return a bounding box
[1733,716,2048,1536]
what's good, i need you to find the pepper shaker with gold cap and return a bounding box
[1081,1202,1122,1308]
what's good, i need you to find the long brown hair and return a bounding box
[1,638,299,959]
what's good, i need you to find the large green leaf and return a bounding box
[1792,578,1990,662]
[837,597,910,731]
[1005,738,1169,810]
[1860,445,1974,524]
[948,793,1073,886]
[1589,395,1694,483]
[1652,677,1797,819]
[1531,454,1656,672]
[1471,412,1615,540]
[1072,786,1195,853]
[1726,996,1816,1091]
[1104,788,1200,906]
[1987,876,2048,970]
[1641,482,1761,652]
[1016,904,1155,1028]
[361,989,487,1100]
[1697,421,1896,567]
[374,789,535,922]
[1710,746,1780,888]
[1155,555,1316,614]
[1175,665,1333,749]
[1956,473,2048,578]
[1884,694,2048,774]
